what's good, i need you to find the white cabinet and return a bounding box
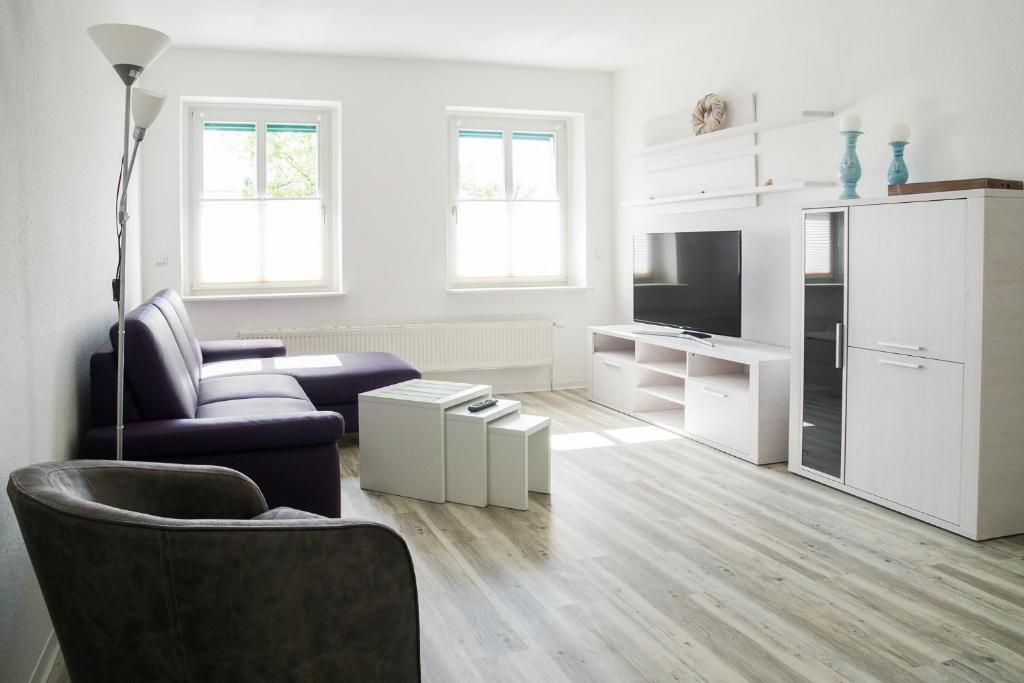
[791,189,1024,540]
[591,353,636,413]
[844,348,964,524]
[685,379,751,454]
[848,200,966,363]
[588,325,789,465]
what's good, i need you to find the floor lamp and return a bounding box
[87,24,171,460]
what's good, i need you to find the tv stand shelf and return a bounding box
[587,324,790,464]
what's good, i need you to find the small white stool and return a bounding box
[487,414,551,510]
[444,399,521,507]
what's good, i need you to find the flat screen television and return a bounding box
[633,230,742,337]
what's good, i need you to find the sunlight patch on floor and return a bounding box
[550,431,615,451]
[603,425,681,444]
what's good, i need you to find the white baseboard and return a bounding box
[29,630,60,683]
[493,380,586,394]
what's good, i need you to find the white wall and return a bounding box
[0,1,136,681]
[140,49,613,389]
[613,0,1024,347]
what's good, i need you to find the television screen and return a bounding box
[632,230,742,337]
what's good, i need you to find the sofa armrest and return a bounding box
[163,519,420,681]
[83,411,345,460]
[200,339,286,362]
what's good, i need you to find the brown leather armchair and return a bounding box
[7,460,420,682]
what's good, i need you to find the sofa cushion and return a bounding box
[152,289,204,366]
[201,352,420,407]
[113,303,198,420]
[197,374,308,406]
[195,397,316,419]
[253,507,326,521]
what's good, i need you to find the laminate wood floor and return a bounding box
[341,389,1024,683]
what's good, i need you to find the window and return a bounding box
[448,113,571,287]
[186,103,337,295]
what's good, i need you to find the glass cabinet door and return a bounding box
[800,210,846,478]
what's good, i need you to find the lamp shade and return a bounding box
[87,24,170,82]
[132,88,166,129]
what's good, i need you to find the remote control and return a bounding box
[467,398,498,413]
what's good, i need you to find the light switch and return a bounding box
[155,254,168,266]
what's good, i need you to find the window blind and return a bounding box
[804,215,833,276]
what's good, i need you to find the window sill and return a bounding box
[447,285,592,293]
[183,291,346,302]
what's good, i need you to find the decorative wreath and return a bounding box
[691,93,727,135]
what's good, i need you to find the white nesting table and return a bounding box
[359,379,490,503]
[444,399,521,507]
[488,413,551,510]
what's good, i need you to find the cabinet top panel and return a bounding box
[802,188,1024,210]
[591,324,790,363]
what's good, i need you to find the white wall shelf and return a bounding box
[624,110,833,159]
[621,181,835,209]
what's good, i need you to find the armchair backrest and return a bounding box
[7,460,270,683]
[111,302,198,420]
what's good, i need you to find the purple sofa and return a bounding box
[84,289,420,516]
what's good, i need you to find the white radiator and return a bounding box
[238,321,554,373]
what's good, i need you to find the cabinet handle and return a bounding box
[835,322,845,369]
[602,360,621,369]
[878,341,924,351]
[877,359,923,369]
[702,386,728,399]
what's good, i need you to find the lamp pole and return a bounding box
[87,24,170,461]
[115,83,132,461]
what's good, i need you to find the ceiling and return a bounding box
[115,0,757,71]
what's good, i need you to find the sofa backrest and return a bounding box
[110,302,198,420]
[152,289,203,367]
[151,295,201,389]
[89,343,143,427]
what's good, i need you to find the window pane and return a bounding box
[509,201,562,277]
[267,123,319,199]
[512,131,557,200]
[202,122,256,199]
[455,201,509,278]
[198,201,261,283]
[458,130,504,199]
[264,200,323,281]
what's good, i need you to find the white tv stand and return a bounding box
[587,324,790,464]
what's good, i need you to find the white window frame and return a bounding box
[447,112,572,289]
[184,102,338,296]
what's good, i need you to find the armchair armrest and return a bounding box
[83,411,345,460]
[201,338,286,362]
[163,519,420,681]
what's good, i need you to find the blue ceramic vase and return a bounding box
[888,141,909,185]
[838,131,862,199]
